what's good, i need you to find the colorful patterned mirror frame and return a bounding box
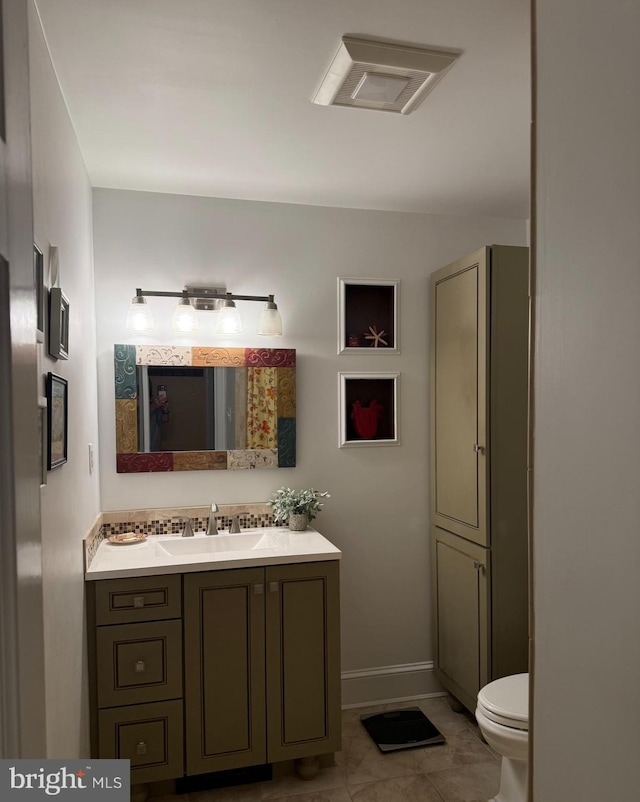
[114,345,296,472]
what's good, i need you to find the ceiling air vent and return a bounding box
[312,36,460,115]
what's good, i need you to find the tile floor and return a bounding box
[152,697,500,802]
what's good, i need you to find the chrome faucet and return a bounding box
[173,516,194,537]
[229,512,250,534]
[206,503,219,536]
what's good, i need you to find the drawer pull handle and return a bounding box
[133,596,145,608]
[134,660,146,673]
[269,582,279,593]
[136,741,147,755]
[253,584,264,595]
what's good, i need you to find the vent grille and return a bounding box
[312,36,461,115]
[334,64,433,113]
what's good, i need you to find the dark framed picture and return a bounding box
[33,244,45,343]
[49,287,69,360]
[47,372,68,470]
[38,395,48,486]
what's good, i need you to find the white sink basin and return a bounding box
[156,532,288,557]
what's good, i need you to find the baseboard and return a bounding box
[341,661,446,708]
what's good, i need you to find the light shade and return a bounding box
[257,300,283,336]
[352,73,411,103]
[216,297,243,335]
[171,297,198,334]
[126,296,154,332]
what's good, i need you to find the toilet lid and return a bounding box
[477,673,529,730]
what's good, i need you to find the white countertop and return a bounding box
[85,526,341,581]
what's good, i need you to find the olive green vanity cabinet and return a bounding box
[89,561,341,785]
[183,561,341,775]
[430,245,529,712]
[91,574,185,783]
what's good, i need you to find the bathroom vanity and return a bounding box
[85,528,341,790]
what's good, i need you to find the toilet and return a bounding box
[475,673,529,802]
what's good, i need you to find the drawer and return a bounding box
[99,700,183,784]
[96,620,183,708]
[95,574,181,625]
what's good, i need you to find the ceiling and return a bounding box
[35,0,530,218]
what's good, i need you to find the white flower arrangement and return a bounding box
[268,487,331,524]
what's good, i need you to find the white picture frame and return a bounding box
[338,371,399,448]
[33,244,45,343]
[337,277,399,355]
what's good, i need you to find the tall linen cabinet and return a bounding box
[430,245,529,712]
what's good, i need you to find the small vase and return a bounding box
[288,513,308,531]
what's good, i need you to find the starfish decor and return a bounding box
[363,325,388,347]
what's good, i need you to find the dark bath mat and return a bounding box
[360,707,446,753]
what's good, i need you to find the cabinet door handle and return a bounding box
[253,584,264,595]
[269,582,279,593]
[132,595,145,608]
[134,660,146,673]
[473,443,485,454]
[136,741,147,755]
[473,560,485,572]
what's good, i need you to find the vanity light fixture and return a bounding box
[125,295,154,332]
[216,294,243,335]
[171,292,199,334]
[126,287,283,336]
[258,297,284,337]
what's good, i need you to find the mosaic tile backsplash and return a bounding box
[102,512,274,537]
[84,503,276,569]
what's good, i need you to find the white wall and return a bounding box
[93,188,526,687]
[29,1,101,758]
[533,1,640,799]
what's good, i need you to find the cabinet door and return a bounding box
[432,527,489,712]
[431,247,488,546]
[184,568,266,774]
[265,562,341,762]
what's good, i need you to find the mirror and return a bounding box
[114,345,296,472]
[137,366,245,452]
